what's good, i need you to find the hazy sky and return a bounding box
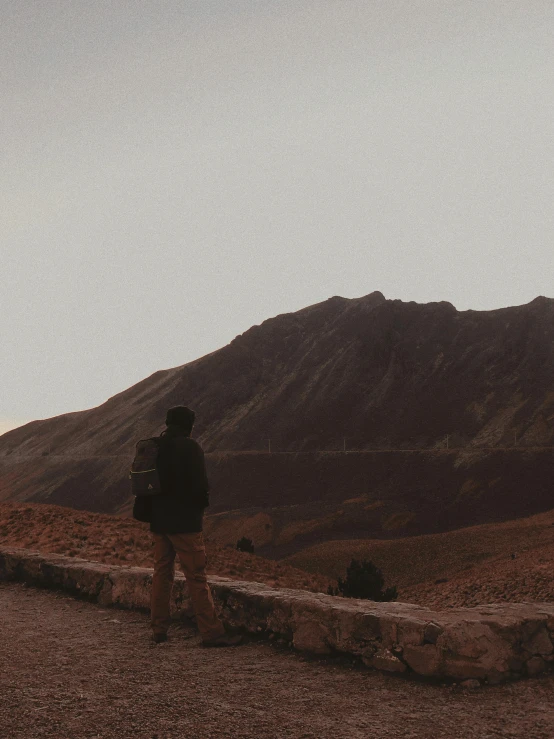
[2,0,553,433]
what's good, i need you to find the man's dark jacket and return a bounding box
[150,425,210,534]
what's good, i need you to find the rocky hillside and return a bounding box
[0,502,332,593]
[1,292,554,550]
[3,501,554,612]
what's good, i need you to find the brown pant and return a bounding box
[150,531,226,640]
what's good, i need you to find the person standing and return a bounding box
[149,405,241,647]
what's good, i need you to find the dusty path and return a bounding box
[1,583,553,739]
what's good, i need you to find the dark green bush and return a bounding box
[329,558,397,601]
[236,536,255,554]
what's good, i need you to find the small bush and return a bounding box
[236,536,255,554]
[329,559,397,602]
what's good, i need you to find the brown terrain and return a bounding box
[1,292,554,561]
[3,506,554,738]
[3,501,554,611]
[4,581,554,739]
[0,502,331,594]
[286,507,554,607]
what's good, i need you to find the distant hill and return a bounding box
[285,506,554,607]
[1,292,554,553]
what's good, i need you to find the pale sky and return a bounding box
[2,0,553,433]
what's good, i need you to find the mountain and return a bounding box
[1,292,554,555]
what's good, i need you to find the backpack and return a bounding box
[130,437,163,522]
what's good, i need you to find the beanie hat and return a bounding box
[165,406,196,429]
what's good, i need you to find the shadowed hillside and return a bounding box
[1,292,554,552]
[285,507,554,607]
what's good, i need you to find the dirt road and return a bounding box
[1,582,553,739]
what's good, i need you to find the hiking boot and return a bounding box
[202,633,243,648]
[152,632,168,644]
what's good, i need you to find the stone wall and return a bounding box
[1,546,553,684]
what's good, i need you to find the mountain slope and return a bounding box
[3,291,554,456]
[1,292,554,550]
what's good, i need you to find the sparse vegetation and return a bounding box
[329,558,397,601]
[3,502,554,609]
[0,502,332,594]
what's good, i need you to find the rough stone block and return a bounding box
[97,577,113,606]
[366,648,407,673]
[1,545,553,684]
[397,618,426,647]
[522,625,553,657]
[423,622,443,644]
[109,567,152,610]
[0,549,26,579]
[526,656,547,677]
[15,551,44,583]
[59,560,112,598]
[403,644,443,676]
[437,620,512,678]
[378,616,398,648]
[293,620,332,655]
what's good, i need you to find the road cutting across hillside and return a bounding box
[1,582,553,739]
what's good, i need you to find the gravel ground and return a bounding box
[1,582,554,739]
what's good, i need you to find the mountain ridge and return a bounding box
[3,290,554,451]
